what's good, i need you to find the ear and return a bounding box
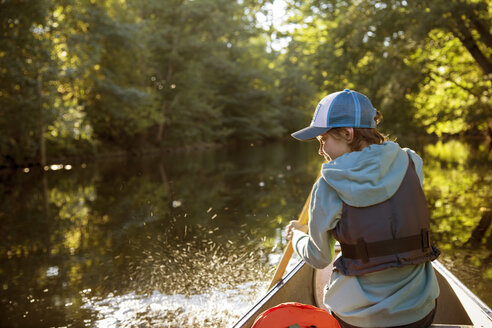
[344,128,354,142]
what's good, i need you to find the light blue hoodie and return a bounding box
[292,141,439,327]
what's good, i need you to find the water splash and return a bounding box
[84,222,277,327]
[127,223,274,297]
[82,281,268,327]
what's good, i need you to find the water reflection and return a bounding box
[419,139,492,306]
[0,138,490,327]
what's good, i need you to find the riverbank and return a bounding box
[2,134,489,173]
[0,141,225,173]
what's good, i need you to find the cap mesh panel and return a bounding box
[358,95,376,128]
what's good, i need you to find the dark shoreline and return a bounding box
[1,134,489,174]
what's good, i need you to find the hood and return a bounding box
[321,141,422,207]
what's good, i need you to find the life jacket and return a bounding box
[332,154,440,276]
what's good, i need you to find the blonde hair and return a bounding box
[328,110,387,151]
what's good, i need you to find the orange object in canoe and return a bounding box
[251,302,340,328]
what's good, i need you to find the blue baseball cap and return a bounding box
[291,89,377,141]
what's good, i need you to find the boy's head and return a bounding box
[292,89,378,140]
[291,89,386,151]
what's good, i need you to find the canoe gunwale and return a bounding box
[432,261,492,325]
[232,260,307,328]
[232,260,492,327]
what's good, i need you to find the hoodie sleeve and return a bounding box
[292,177,343,269]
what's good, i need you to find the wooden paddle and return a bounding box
[268,190,313,290]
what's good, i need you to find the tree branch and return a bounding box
[441,72,481,98]
[452,15,492,77]
[466,4,492,50]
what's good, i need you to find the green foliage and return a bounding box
[421,139,492,304]
[407,30,491,136]
[275,39,318,132]
[1,0,491,166]
[284,0,492,137]
[59,0,158,149]
[0,0,58,166]
[1,0,293,165]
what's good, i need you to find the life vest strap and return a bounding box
[340,229,431,261]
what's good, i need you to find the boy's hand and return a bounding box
[286,221,309,241]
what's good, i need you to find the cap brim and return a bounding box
[291,126,330,141]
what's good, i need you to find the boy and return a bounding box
[286,89,440,328]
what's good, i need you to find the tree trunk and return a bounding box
[467,10,492,50]
[453,16,492,77]
[156,61,174,143]
[156,95,169,143]
[156,37,178,143]
[37,74,46,167]
[466,209,491,246]
[156,5,184,144]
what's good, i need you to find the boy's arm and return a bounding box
[292,230,337,269]
[292,178,342,269]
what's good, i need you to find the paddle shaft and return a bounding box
[268,192,312,290]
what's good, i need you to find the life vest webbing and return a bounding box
[340,229,431,263]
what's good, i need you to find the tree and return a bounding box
[275,39,318,133]
[60,0,158,150]
[142,0,286,144]
[140,0,230,145]
[0,0,58,167]
[284,0,492,136]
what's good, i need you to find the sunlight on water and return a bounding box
[82,281,268,327]
[81,221,280,327]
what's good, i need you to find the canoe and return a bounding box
[232,258,492,328]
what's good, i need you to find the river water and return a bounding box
[1,137,491,327]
